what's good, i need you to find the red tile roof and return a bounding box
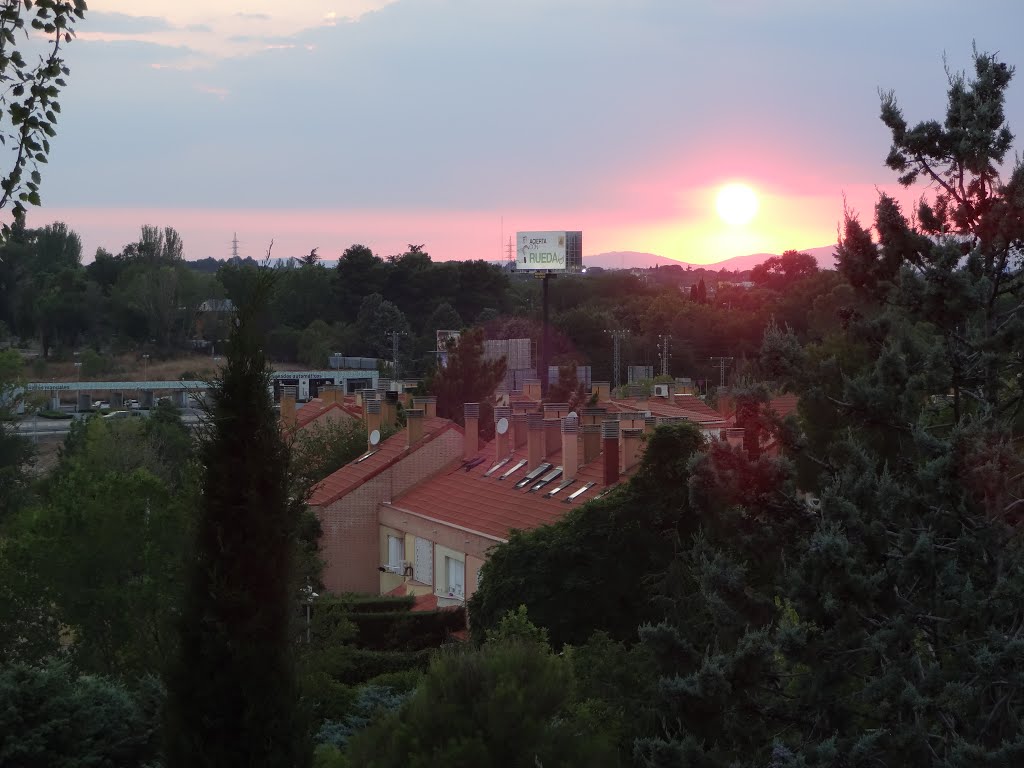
[768,394,800,420]
[611,394,732,425]
[308,416,459,507]
[294,398,361,429]
[389,438,630,542]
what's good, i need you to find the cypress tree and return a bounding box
[165,270,307,767]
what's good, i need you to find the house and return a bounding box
[308,396,464,594]
[375,402,651,606]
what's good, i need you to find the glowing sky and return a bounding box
[28,1,1024,264]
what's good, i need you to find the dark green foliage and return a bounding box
[0,662,161,767]
[164,269,308,768]
[346,640,619,768]
[348,608,466,651]
[469,422,705,647]
[429,326,506,437]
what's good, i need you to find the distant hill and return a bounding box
[585,245,836,272]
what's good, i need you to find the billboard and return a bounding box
[517,231,567,271]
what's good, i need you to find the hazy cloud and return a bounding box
[235,12,272,21]
[85,11,173,34]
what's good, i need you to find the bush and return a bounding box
[80,349,114,378]
[333,649,432,685]
[350,608,466,651]
[363,669,423,693]
[38,410,72,419]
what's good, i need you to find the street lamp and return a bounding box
[142,354,150,382]
[73,362,83,412]
[302,582,319,644]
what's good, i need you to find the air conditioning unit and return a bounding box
[654,384,670,398]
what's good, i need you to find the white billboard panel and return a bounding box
[517,231,567,272]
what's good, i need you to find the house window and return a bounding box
[387,535,404,572]
[414,537,433,585]
[445,556,465,599]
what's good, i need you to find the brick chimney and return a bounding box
[280,386,297,427]
[561,415,579,481]
[621,428,644,473]
[601,419,619,486]
[527,413,544,470]
[406,407,425,447]
[494,406,512,460]
[581,406,607,426]
[523,379,541,401]
[366,400,382,447]
[512,412,529,449]
[644,416,657,436]
[667,382,676,404]
[360,389,376,421]
[463,403,480,459]
[382,391,399,428]
[423,396,437,419]
[544,418,560,457]
[582,424,602,465]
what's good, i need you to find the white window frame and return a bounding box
[386,535,404,573]
[445,556,465,600]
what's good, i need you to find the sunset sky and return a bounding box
[28,0,1024,265]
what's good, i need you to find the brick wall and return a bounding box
[314,428,462,595]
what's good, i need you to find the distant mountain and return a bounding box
[585,245,836,272]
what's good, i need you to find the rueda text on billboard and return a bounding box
[517,231,567,271]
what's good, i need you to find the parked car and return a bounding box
[102,410,143,420]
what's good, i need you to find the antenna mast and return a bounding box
[231,232,240,260]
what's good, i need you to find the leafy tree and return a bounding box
[0,662,162,767]
[469,422,705,647]
[355,293,409,360]
[750,249,819,290]
[292,416,369,488]
[346,636,618,767]
[335,244,384,322]
[428,326,506,435]
[0,1,87,234]
[0,348,32,525]
[165,268,308,768]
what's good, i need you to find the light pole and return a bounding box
[73,362,82,412]
[142,354,150,382]
[302,582,319,644]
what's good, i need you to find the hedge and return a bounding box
[350,608,466,651]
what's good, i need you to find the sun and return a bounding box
[715,183,759,226]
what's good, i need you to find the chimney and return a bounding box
[582,424,602,465]
[360,388,376,420]
[592,381,610,403]
[581,406,607,426]
[601,420,620,486]
[512,412,529,449]
[382,391,399,428]
[667,382,676,404]
[280,386,297,427]
[527,413,545,470]
[494,406,512,461]
[423,396,437,419]
[406,408,425,447]
[644,416,657,436]
[524,379,541,401]
[366,400,382,446]
[463,403,480,459]
[561,416,579,481]
[544,418,561,457]
[621,428,644,473]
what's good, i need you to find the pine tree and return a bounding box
[164,269,308,767]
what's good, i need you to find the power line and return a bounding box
[709,356,734,389]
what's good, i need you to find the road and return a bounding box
[14,409,206,435]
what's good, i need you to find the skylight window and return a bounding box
[498,459,527,480]
[544,478,575,499]
[484,456,512,477]
[515,462,552,489]
[563,481,595,503]
[529,467,563,493]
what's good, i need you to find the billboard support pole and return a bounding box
[538,272,555,398]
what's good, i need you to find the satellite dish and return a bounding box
[496,417,509,435]
[369,429,381,446]
[567,411,578,421]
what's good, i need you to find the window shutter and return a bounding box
[414,537,433,584]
